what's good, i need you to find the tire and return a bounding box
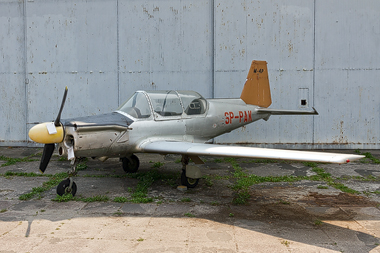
[122,155,140,173]
[57,178,77,196]
[181,170,199,188]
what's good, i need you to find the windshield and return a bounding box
[177,91,207,115]
[147,91,183,116]
[117,92,151,118]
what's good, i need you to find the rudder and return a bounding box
[240,60,272,107]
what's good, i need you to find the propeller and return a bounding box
[54,86,68,126]
[29,87,68,173]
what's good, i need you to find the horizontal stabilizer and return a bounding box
[140,141,364,164]
[256,107,318,115]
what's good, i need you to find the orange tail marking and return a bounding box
[240,60,272,108]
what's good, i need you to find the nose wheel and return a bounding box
[57,178,77,196]
[57,158,79,196]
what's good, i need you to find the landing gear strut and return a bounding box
[180,155,200,188]
[57,158,79,196]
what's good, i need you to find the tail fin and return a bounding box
[240,60,272,107]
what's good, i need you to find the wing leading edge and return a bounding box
[140,141,364,164]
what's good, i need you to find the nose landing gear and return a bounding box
[57,158,79,196]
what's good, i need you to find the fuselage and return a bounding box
[57,91,270,160]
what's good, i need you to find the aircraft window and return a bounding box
[177,91,207,115]
[117,92,151,119]
[147,91,183,116]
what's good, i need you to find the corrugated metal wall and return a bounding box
[1,0,379,149]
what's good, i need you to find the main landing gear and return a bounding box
[121,154,140,173]
[181,155,201,188]
[121,154,202,188]
[56,153,203,196]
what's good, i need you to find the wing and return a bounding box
[139,141,364,164]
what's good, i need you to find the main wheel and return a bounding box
[57,178,77,196]
[122,155,140,173]
[181,170,199,188]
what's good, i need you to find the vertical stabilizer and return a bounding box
[240,60,272,107]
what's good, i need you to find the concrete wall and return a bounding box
[1,0,379,149]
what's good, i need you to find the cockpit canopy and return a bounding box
[117,90,207,119]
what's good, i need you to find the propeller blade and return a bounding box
[39,143,55,173]
[54,86,68,126]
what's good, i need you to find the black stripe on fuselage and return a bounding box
[62,112,133,128]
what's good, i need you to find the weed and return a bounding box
[211,201,220,206]
[0,209,7,213]
[150,161,164,168]
[19,172,68,200]
[232,190,250,205]
[314,219,323,226]
[328,182,360,195]
[363,152,380,164]
[281,240,290,247]
[356,150,380,164]
[229,213,234,217]
[76,159,88,171]
[181,197,192,202]
[52,194,75,202]
[279,200,290,205]
[317,185,329,189]
[4,171,42,177]
[303,161,318,168]
[0,155,38,167]
[113,196,128,203]
[113,211,123,216]
[58,156,67,161]
[202,175,213,187]
[184,213,195,217]
[137,238,144,242]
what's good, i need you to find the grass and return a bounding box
[224,157,373,205]
[7,152,380,205]
[281,240,290,247]
[150,161,164,168]
[184,213,195,217]
[0,155,39,167]
[113,196,128,203]
[19,172,68,200]
[52,193,75,202]
[355,150,380,164]
[53,194,109,202]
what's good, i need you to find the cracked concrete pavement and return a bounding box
[0,147,380,252]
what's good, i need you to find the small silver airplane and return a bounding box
[29,60,364,196]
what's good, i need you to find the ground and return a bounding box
[0,147,380,252]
